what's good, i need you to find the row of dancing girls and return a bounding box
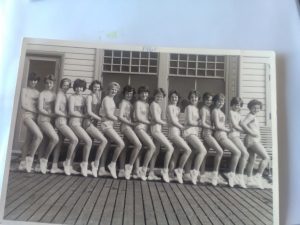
[20,73,269,187]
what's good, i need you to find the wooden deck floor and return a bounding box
[4,171,273,225]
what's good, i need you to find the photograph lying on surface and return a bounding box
[0,38,278,225]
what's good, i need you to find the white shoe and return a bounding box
[228,172,235,188]
[246,176,256,186]
[63,161,71,176]
[139,167,148,181]
[124,164,133,180]
[91,161,98,178]
[70,167,80,175]
[254,174,264,189]
[108,162,117,179]
[25,157,34,173]
[34,163,41,173]
[211,172,218,186]
[190,170,199,185]
[40,158,48,174]
[50,166,64,174]
[161,169,170,183]
[19,160,26,171]
[98,167,111,177]
[147,171,161,181]
[236,174,247,188]
[174,168,183,184]
[183,172,192,181]
[118,169,125,178]
[80,162,88,177]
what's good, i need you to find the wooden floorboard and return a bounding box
[4,174,59,217]
[17,175,71,221]
[40,176,82,223]
[171,183,203,225]
[163,183,190,225]
[75,179,106,225]
[4,171,273,225]
[141,181,156,225]
[156,182,180,225]
[111,180,126,225]
[6,173,46,204]
[99,179,119,225]
[186,184,222,225]
[64,178,98,225]
[216,187,265,225]
[229,188,272,224]
[51,176,93,224]
[148,182,168,225]
[87,179,113,225]
[123,180,135,225]
[134,180,145,225]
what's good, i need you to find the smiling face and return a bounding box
[232,103,241,112]
[154,93,164,103]
[75,86,83,95]
[204,96,213,107]
[189,93,198,106]
[61,81,70,92]
[170,93,179,105]
[125,91,133,101]
[139,91,149,102]
[28,79,38,88]
[215,97,225,109]
[250,104,261,115]
[92,83,101,93]
[109,86,118,97]
[45,79,54,90]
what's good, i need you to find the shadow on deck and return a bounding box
[3,171,273,225]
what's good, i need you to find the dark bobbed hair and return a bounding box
[89,80,102,91]
[212,93,225,106]
[168,90,181,101]
[28,72,40,81]
[122,85,135,96]
[187,90,200,101]
[202,92,213,101]
[73,79,87,92]
[247,99,262,110]
[137,86,150,94]
[230,97,244,107]
[153,88,166,98]
[44,74,56,83]
[60,78,72,88]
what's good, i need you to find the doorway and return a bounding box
[13,55,61,151]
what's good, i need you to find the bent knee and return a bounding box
[135,141,142,151]
[263,154,270,161]
[35,132,43,142]
[118,140,125,149]
[71,136,79,145]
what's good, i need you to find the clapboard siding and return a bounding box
[27,43,97,83]
[239,56,270,125]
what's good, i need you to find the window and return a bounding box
[168,53,226,111]
[102,50,159,107]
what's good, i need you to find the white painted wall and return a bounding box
[0,0,299,224]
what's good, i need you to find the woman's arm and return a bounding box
[150,103,166,125]
[21,88,36,113]
[135,101,151,125]
[229,111,244,132]
[167,106,183,129]
[118,101,134,126]
[240,114,258,137]
[54,92,67,117]
[186,106,198,127]
[212,109,229,132]
[38,92,52,117]
[86,95,102,121]
[200,108,213,129]
[103,97,118,121]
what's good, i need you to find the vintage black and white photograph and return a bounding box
[0,38,278,225]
